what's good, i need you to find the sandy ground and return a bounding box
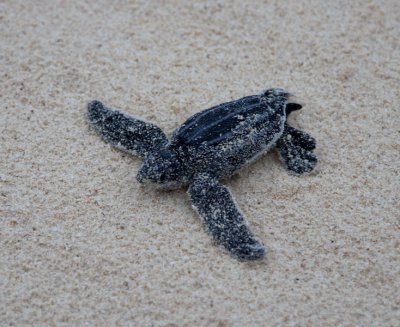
[1,0,399,326]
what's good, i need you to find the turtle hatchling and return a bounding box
[86,88,317,260]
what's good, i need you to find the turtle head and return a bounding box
[136,149,184,189]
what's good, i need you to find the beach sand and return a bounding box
[1,0,399,325]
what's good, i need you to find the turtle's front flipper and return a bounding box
[87,101,168,157]
[277,123,317,175]
[188,173,265,260]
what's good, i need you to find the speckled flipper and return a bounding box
[283,123,316,150]
[87,101,168,157]
[188,173,265,260]
[277,123,317,174]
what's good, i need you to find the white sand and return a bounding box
[1,0,399,326]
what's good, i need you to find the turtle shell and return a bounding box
[172,94,286,148]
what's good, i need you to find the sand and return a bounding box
[1,0,399,326]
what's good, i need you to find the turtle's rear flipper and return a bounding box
[284,124,316,150]
[188,173,265,261]
[87,101,169,157]
[286,102,303,115]
[277,123,317,175]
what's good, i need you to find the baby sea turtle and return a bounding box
[86,88,317,260]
